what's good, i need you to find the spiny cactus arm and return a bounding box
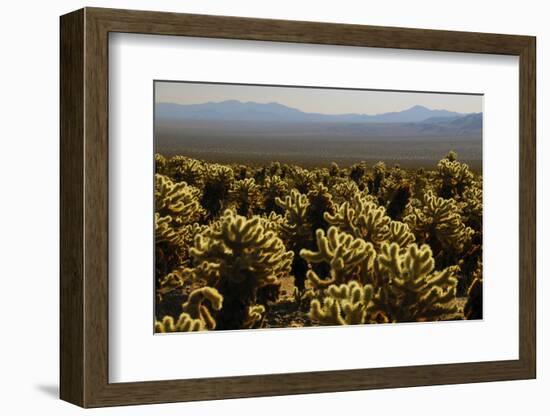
[324,200,357,235]
[375,242,461,321]
[154,313,204,333]
[388,221,415,247]
[305,269,336,289]
[155,316,176,333]
[275,189,310,225]
[309,298,346,325]
[360,203,391,243]
[155,213,180,243]
[155,174,203,224]
[182,287,223,315]
[181,286,223,330]
[300,229,334,264]
[301,227,376,288]
[310,281,374,325]
[377,242,404,278]
[425,265,459,287]
[242,304,266,329]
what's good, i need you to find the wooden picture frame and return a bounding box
[60,7,536,408]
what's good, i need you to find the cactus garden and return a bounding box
[154,81,482,332]
[154,151,482,332]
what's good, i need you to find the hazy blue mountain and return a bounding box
[156,100,466,124]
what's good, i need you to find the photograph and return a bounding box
[153,81,483,333]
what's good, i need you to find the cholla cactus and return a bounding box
[373,243,460,322]
[306,183,334,232]
[331,179,361,204]
[259,211,288,235]
[387,221,416,247]
[349,162,368,185]
[154,174,205,284]
[156,265,193,300]
[201,163,234,219]
[291,167,316,194]
[437,152,474,198]
[300,226,376,289]
[190,210,293,329]
[262,175,289,213]
[276,190,313,290]
[154,154,481,329]
[276,189,310,240]
[155,213,187,281]
[309,281,375,325]
[155,153,167,175]
[180,286,224,330]
[155,285,223,332]
[229,177,262,216]
[369,161,387,195]
[164,155,205,187]
[404,190,474,257]
[461,184,483,231]
[325,193,391,246]
[155,314,203,332]
[243,304,266,329]
[155,173,203,225]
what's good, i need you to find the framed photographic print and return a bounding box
[60,7,536,408]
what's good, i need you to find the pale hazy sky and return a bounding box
[155,81,482,115]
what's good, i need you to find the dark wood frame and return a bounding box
[60,7,536,408]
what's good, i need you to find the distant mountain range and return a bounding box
[156,100,483,139]
[156,100,473,123]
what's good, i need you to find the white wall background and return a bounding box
[0,0,545,414]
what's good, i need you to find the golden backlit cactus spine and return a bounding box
[372,242,460,322]
[404,189,474,258]
[163,155,205,187]
[243,304,267,329]
[180,286,224,330]
[190,209,293,330]
[155,286,223,332]
[155,314,203,333]
[262,175,289,214]
[325,193,391,247]
[154,153,482,329]
[155,173,203,225]
[201,163,234,219]
[154,173,205,286]
[309,281,375,325]
[300,226,376,289]
[229,177,262,216]
[275,189,314,291]
[437,151,474,198]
